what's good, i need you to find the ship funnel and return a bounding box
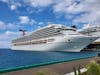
[19,29,26,36]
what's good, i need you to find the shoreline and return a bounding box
[0,56,99,75]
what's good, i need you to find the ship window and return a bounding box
[48,39,54,42]
[68,33,79,35]
[31,39,47,44]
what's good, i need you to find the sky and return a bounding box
[0,0,100,48]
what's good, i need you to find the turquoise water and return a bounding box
[0,49,97,70]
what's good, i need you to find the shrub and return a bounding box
[86,62,100,75]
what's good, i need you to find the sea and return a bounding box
[0,49,98,71]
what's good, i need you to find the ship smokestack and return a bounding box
[19,29,26,36]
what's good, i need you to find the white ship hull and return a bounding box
[11,25,98,52]
[87,31,100,43]
[11,36,97,52]
[78,25,100,43]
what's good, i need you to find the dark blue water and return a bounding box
[0,49,97,70]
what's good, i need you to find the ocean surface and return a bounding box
[0,49,98,70]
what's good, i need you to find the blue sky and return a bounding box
[0,0,100,48]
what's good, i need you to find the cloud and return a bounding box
[23,0,53,7]
[0,31,21,48]
[10,5,17,10]
[19,16,35,25]
[0,30,32,48]
[7,23,19,29]
[0,41,11,48]
[38,22,44,25]
[0,0,100,25]
[0,31,20,41]
[73,11,100,24]
[30,19,35,25]
[53,0,78,14]
[0,0,8,3]
[0,21,6,30]
[0,20,20,30]
[53,0,100,25]
[19,16,30,24]
[0,0,21,11]
[0,0,53,12]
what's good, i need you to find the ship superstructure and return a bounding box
[11,24,98,52]
[78,25,100,50]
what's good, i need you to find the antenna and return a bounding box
[19,29,26,36]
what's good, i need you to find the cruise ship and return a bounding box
[78,25,100,50]
[11,24,98,52]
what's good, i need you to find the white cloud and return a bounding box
[0,0,53,12]
[0,41,11,48]
[38,22,44,25]
[0,0,8,2]
[0,21,6,30]
[0,31,20,41]
[53,0,72,13]
[7,23,20,30]
[0,31,32,48]
[53,0,100,25]
[0,31,21,48]
[19,16,30,24]
[19,16,35,25]
[0,0,21,11]
[30,19,36,25]
[0,20,20,30]
[0,0,100,25]
[10,5,17,10]
[23,0,53,7]
[73,11,100,24]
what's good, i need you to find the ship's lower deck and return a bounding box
[11,39,93,52]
